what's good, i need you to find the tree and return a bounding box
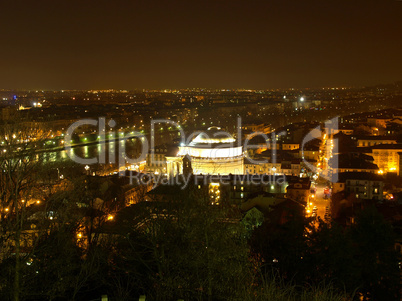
[145,186,252,300]
[251,203,400,300]
[99,229,156,300]
[305,219,359,292]
[250,203,313,285]
[241,207,264,239]
[349,206,400,301]
[20,223,106,301]
[0,113,51,301]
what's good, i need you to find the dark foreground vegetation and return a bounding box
[0,182,400,301]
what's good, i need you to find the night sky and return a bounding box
[1,0,401,90]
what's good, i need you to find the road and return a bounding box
[307,181,331,221]
[307,128,334,221]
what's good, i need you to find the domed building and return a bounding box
[166,127,244,176]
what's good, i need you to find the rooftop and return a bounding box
[370,143,402,150]
[356,135,398,141]
[189,126,236,146]
[336,172,384,183]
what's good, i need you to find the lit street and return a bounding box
[311,181,331,220]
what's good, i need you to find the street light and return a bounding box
[85,165,90,175]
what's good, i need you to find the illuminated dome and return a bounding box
[179,127,242,159]
[189,126,236,146]
[170,126,244,175]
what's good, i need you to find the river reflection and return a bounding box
[37,131,178,164]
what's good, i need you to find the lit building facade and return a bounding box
[244,160,301,176]
[333,172,384,201]
[166,127,244,176]
[368,144,402,175]
[356,136,397,147]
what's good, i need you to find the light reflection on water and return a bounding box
[37,131,177,164]
[40,139,142,163]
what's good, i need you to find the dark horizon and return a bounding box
[1,79,401,92]
[1,0,401,90]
